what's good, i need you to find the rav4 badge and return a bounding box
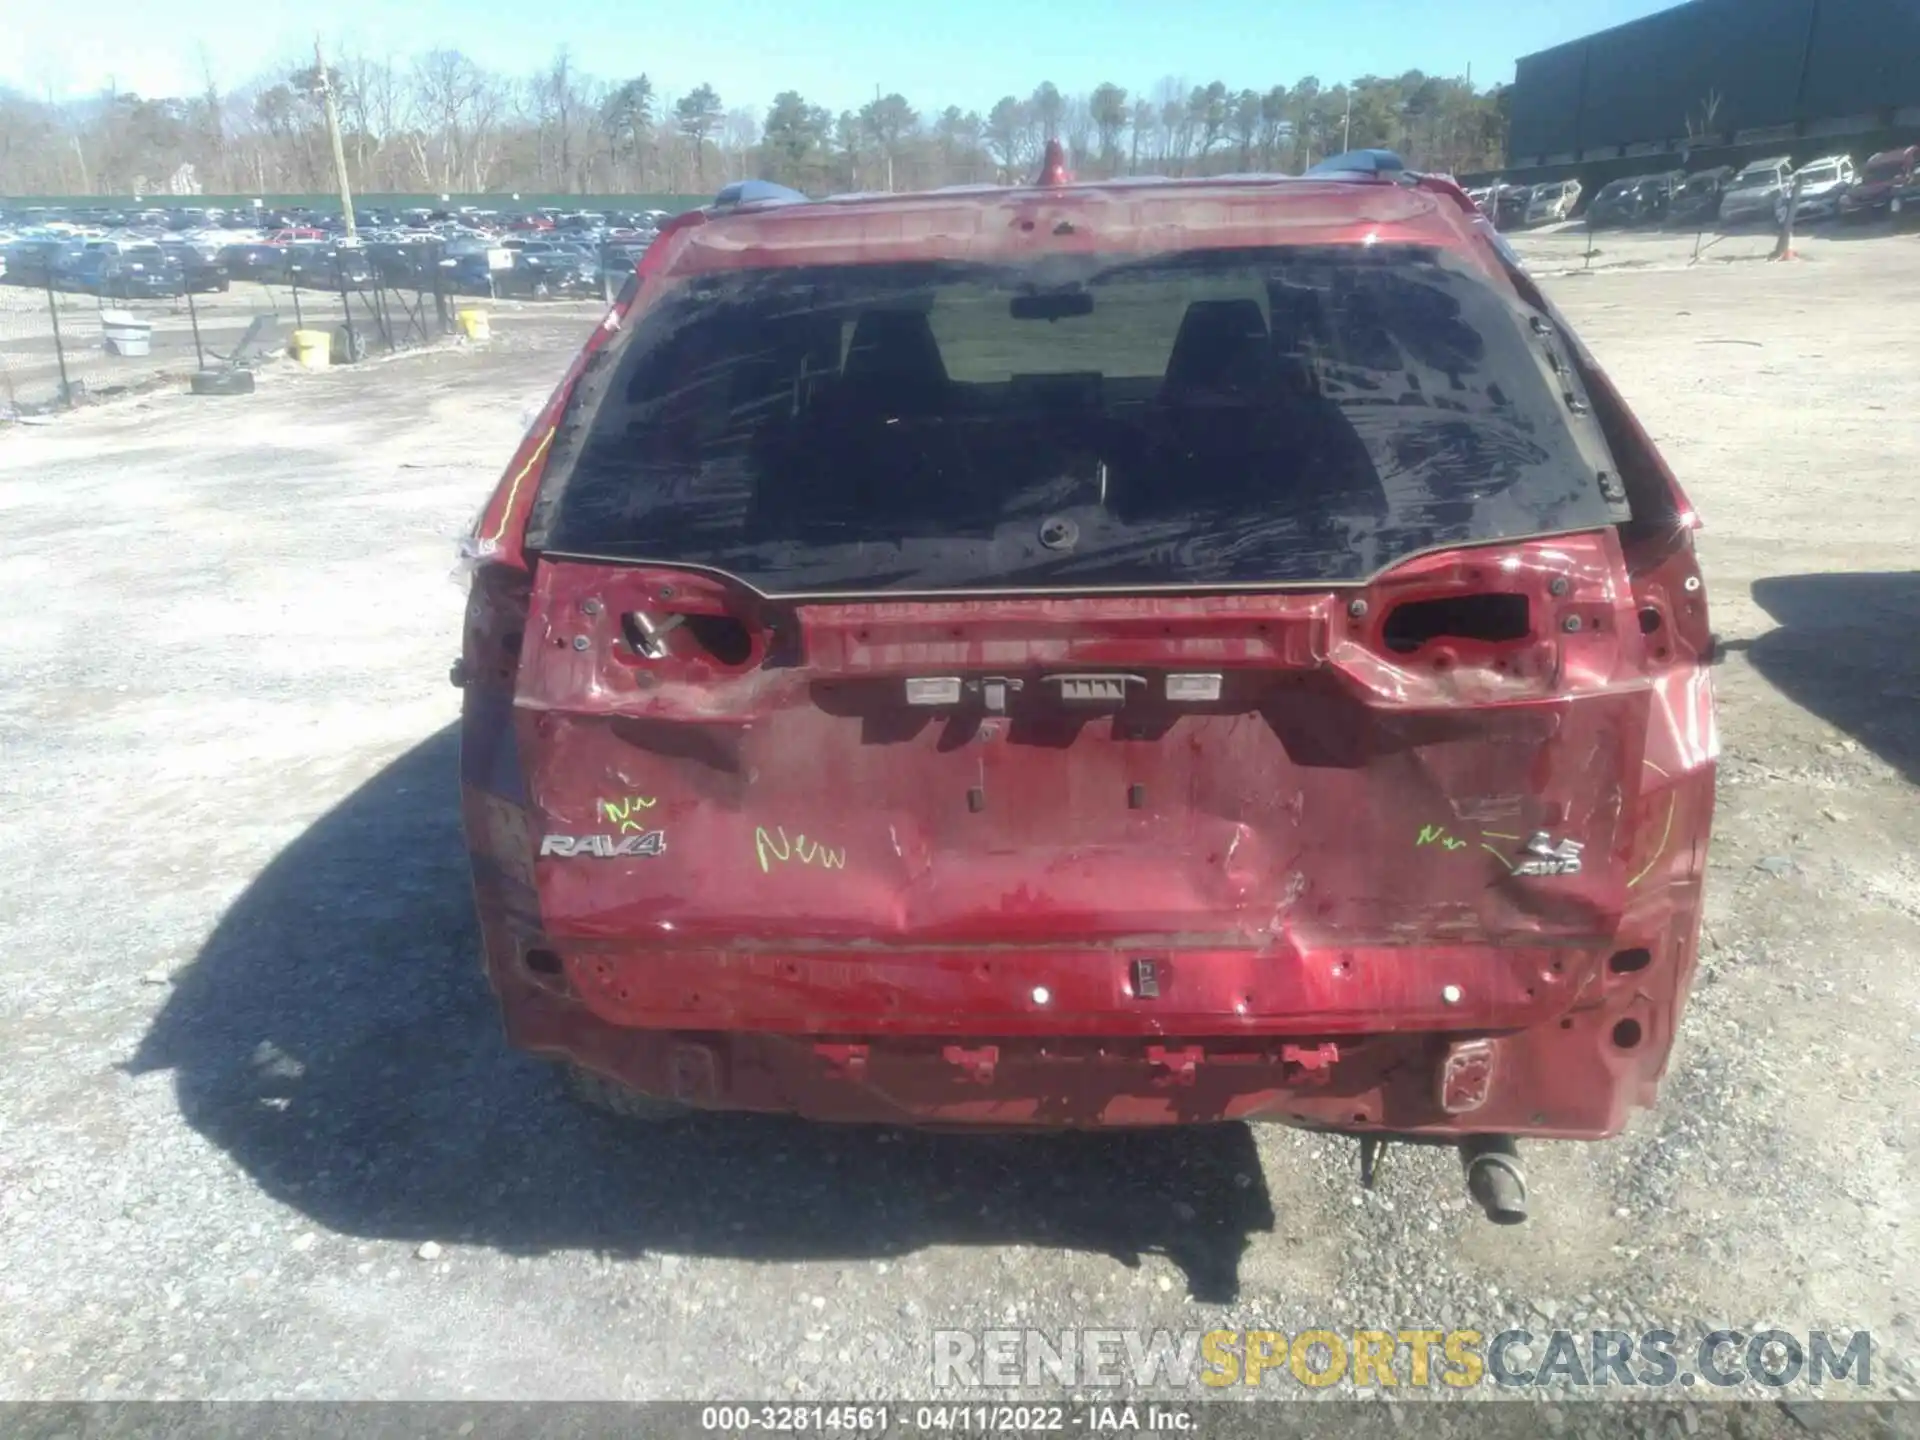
[540,832,667,858]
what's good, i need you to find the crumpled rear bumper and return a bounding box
[476,919,1702,1138]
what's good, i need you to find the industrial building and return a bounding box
[1500,0,1920,183]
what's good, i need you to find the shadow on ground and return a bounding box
[1801,216,1918,242]
[130,727,1274,1302]
[1749,572,1920,782]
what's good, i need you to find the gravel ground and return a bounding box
[1,229,1916,1427]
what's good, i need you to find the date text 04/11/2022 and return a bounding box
[698,1405,1200,1434]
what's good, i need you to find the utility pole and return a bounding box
[313,36,357,239]
[1342,90,1353,153]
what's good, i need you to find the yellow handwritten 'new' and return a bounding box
[600,796,658,832]
[756,825,846,873]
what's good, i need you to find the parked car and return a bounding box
[456,244,597,299]
[1784,155,1856,223]
[439,236,495,261]
[2,238,74,286]
[599,240,652,286]
[219,243,290,283]
[1839,146,1919,221]
[454,156,1717,1224]
[1493,184,1531,229]
[283,244,375,290]
[1630,170,1686,224]
[366,241,441,287]
[63,243,184,298]
[1584,176,1646,228]
[280,244,331,287]
[439,252,499,295]
[158,240,231,293]
[1717,155,1794,226]
[1665,167,1734,228]
[1524,180,1581,225]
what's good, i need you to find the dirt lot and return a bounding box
[1,226,1917,1419]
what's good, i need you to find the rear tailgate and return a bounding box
[501,228,1666,1033]
[517,539,1649,958]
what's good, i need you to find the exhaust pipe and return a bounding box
[1460,1135,1528,1225]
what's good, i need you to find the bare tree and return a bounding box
[1154,77,1190,174]
[1128,98,1154,174]
[1090,83,1128,177]
[601,75,654,189]
[464,69,508,190]
[1189,81,1229,165]
[1685,88,1724,148]
[932,104,983,183]
[1030,82,1064,143]
[833,109,863,190]
[196,47,227,191]
[721,107,759,182]
[1229,88,1260,170]
[0,57,1514,201]
[528,49,590,192]
[860,92,916,190]
[984,96,1028,183]
[1062,94,1094,172]
[1257,85,1290,170]
[675,83,723,183]
[412,49,485,189]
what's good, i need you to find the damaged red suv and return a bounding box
[457,147,1715,1222]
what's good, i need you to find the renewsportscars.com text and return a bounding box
[932,1328,1873,1391]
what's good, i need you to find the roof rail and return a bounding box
[1306,149,1408,179]
[710,179,810,211]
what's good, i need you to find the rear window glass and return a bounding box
[528,245,1624,596]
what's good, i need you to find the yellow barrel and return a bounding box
[289,329,331,371]
[456,308,491,341]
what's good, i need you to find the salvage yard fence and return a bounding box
[0,245,471,420]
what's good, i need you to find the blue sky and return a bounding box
[1,0,1676,111]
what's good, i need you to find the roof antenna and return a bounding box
[1033,139,1072,188]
